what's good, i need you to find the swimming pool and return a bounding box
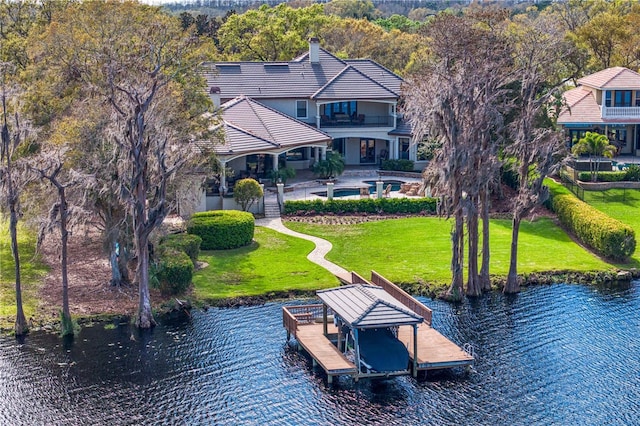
[311,188,362,198]
[363,179,405,192]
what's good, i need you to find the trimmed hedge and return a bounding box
[284,197,437,215]
[547,180,635,260]
[187,210,254,250]
[577,171,627,182]
[156,248,193,295]
[159,233,202,265]
[381,159,415,172]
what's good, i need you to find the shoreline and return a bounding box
[3,268,636,335]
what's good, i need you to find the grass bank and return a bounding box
[284,216,615,289]
[0,220,49,329]
[192,227,340,302]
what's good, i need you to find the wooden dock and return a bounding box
[283,271,474,383]
[398,323,474,370]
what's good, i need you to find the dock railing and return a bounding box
[370,271,433,326]
[283,304,330,339]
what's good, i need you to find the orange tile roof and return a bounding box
[578,67,640,90]
[558,87,603,124]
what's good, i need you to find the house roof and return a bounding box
[317,284,423,329]
[578,66,640,90]
[199,96,331,157]
[203,48,402,102]
[311,65,398,100]
[557,87,604,124]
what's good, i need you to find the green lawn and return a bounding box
[284,217,613,285]
[0,219,48,328]
[582,188,640,263]
[192,227,341,301]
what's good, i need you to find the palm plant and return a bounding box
[572,131,617,182]
[312,152,345,179]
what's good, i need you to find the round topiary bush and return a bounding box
[156,249,194,295]
[187,210,255,250]
[159,233,202,265]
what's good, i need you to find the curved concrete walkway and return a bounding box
[255,217,351,283]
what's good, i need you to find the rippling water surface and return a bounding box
[1,283,639,425]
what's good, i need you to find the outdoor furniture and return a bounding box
[383,184,392,197]
[360,187,370,198]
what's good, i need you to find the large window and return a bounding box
[330,138,345,155]
[615,90,632,107]
[605,91,611,107]
[296,100,308,119]
[399,138,410,160]
[324,101,357,118]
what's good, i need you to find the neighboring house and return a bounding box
[558,66,640,156]
[202,38,423,183]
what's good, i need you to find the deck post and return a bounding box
[354,328,361,377]
[323,304,328,337]
[412,324,418,377]
[286,330,290,341]
[327,375,333,384]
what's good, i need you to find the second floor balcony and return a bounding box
[319,113,394,128]
[601,105,640,119]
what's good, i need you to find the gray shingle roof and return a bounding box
[199,96,331,157]
[312,65,398,100]
[317,284,423,328]
[203,48,402,102]
[389,117,412,136]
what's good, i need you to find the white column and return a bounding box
[316,103,321,128]
[272,154,279,171]
[314,147,320,161]
[321,146,327,161]
[327,182,334,201]
[220,161,227,194]
[392,101,397,128]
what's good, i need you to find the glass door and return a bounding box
[360,139,376,164]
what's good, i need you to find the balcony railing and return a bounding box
[320,115,394,128]
[601,105,640,118]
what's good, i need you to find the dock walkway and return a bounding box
[398,323,474,370]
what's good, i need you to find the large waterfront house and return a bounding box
[201,38,422,196]
[558,66,640,156]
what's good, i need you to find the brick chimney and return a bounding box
[309,37,320,64]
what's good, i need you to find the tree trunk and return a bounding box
[9,201,28,336]
[466,205,481,297]
[446,209,465,301]
[504,213,522,294]
[480,186,491,291]
[135,230,155,328]
[58,187,73,336]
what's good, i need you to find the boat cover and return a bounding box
[358,328,409,372]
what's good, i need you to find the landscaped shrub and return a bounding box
[624,164,640,181]
[548,183,635,260]
[187,210,254,250]
[155,248,193,295]
[283,197,437,215]
[577,171,627,182]
[381,159,414,172]
[159,233,202,265]
[233,178,263,211]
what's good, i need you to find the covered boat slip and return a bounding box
[282,271,474,383]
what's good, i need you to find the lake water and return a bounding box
[1,283,639,425]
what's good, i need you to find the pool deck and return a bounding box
[274,168,423,201]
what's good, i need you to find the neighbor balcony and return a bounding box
[319,114,394,128]
[601,105,640,118]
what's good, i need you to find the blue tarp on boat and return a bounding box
[358,328,409,372]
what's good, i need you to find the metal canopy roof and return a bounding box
[317,284,423,329]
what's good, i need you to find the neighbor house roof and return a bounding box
[578,66,640,90]
[317,284,423,329]
[557,87,604,124]
[203,48,402,103]
[198,96,331,158]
